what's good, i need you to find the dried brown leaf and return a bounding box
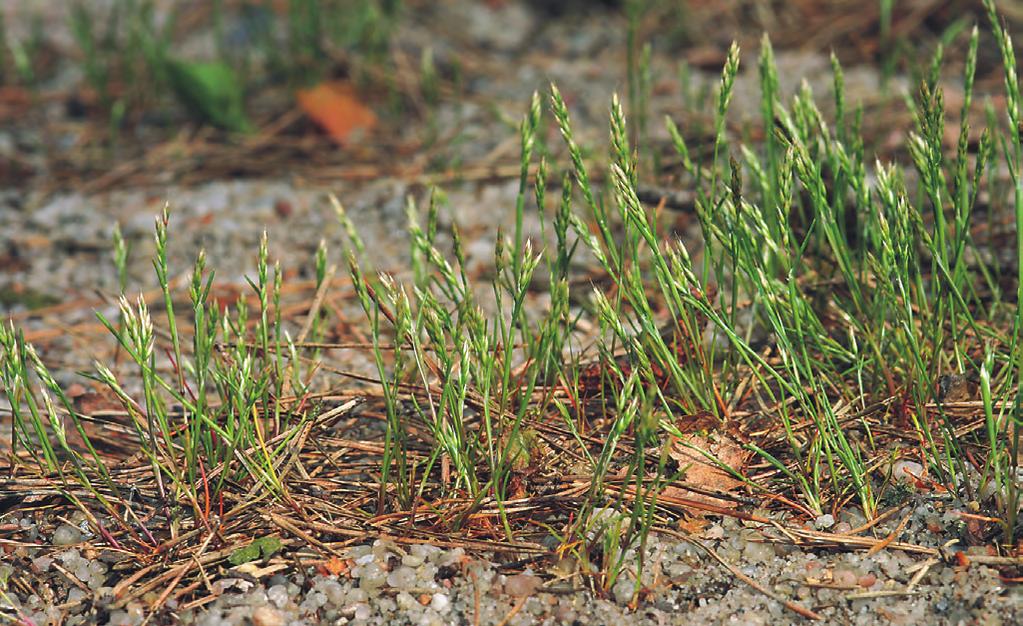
[664,423,751,511]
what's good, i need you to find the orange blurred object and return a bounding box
[296,81,378,145]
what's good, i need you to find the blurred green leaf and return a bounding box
[254,535,282,558]
[228,535,281,566]
[228,543,261,566]
[165,58,253,133]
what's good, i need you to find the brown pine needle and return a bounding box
[496,595,529,626]
[867,510,914,556]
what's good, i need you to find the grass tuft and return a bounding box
[5,2,1023,607]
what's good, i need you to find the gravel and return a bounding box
[0,501,1019,625]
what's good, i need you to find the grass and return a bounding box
[3,0,1023,615]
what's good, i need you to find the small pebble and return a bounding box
[612,578,634,605]
[742,540,774,563]
[353,603,372,620]
[504,573,541,597]
[395,592,418,610]
[267,584,289,609]
[251,605,285,626]
[430,593,449,612]
[317,579,345,605]
[703,524,725,540]
[273,199,293,219]
[386,566,417,590]
[555,599,577,623]
[892,460,923,484]
[73,563,92,583]
[53,524,83,546]
[833,568,857,587]
[32,556,53,572]
[358,563,387,591]
[347,588,368,604]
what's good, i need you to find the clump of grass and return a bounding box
[332,1,1023,548]
[4,1,1023,609]
[4,207,310,543]
[68,0,174,132]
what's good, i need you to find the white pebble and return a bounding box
[317,579,345,605]
[73,564,92,582]
[346,588,368,604]
[742,540,775,563]
[53,524,83,546]
[395,591,419,610]
[32,556,53,572]
[386,566,417,590]
[503,573,540,597]
[266,584,289,609]
[301,590,326,610]
[612,578,634,605]
[67,588,87,604]
[358,563,386,590]
[251,606,285,626]
[438,548,465,567]
[355,553,376,566]
[429,593,449,612]
[411,544,441,560]
[703,524,725,540]
[59,549,81,565]
[353,603,372,620]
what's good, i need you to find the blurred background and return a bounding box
[0,0,1008,191]
[0,0,1013,315]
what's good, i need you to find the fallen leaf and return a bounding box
[296,80,377,145]
[663,419,751,511]
[228,535,282,566]
[322,556,349,577]
[228,543,261,566]
[66,383,88,398]
[73,385,124,415]
[210,284,243,314]
[676,515,711,535]
[953,551,970,567]
[500,427,541,472]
